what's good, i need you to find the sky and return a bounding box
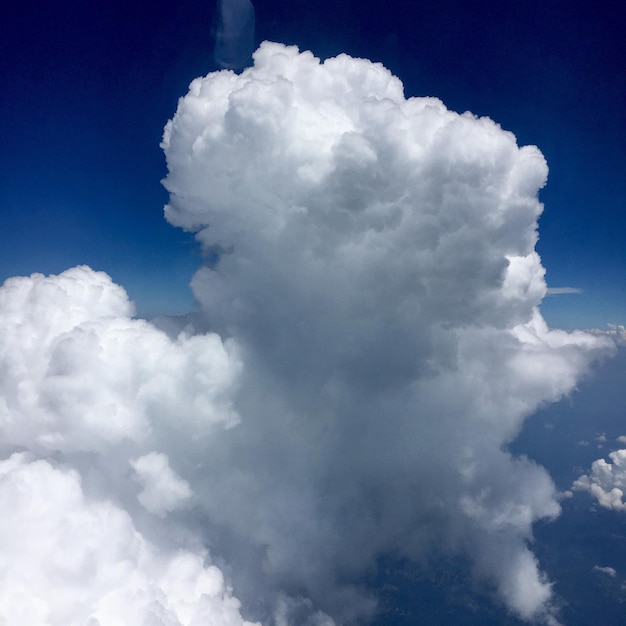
[1,2,626,626]
[2,0,624,327]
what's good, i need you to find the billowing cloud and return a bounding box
[158,42,614,623]
[131,452,192,517]
[573,449,626,511]
[0,453,257,626]
[588,324,626,346]
[0,42,616,625]
[0,266,255,625]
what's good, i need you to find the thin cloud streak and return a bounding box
[546,287,583,295]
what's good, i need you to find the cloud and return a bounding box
[572,449,626,511]
[546,287,582,295]
[587,324,626,346]
[0,453,257,626]
[158,42,614,623]
[592,565,617,577]
[0,42,617,626]
[0,266,255,625]
[131,452,192,517]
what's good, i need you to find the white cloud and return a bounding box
[0,42,617,626]
[131,452,192,517]
[158,42,614,623]
[587,324,626,346]
[0,267,254,625]
[545,287,582,295]
[573,449,626,511]
[0,453,258,626]
[0,266,241,455]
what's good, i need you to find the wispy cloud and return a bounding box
[592,565,617,577]
[546,287,583,295]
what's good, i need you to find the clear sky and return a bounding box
[2,0,624,327]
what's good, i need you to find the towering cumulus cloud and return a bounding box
[0,43,615,625]
[213,0,255,70]
[161,42,613,623]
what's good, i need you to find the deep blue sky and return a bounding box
[2,0,624,326]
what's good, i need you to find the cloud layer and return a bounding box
[0,43,615,625]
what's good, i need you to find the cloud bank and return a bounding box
[0,43,615,625]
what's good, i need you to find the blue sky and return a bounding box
[2,0,624,327]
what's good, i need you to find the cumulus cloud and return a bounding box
[587,324,626,346]
[0,266,241,456]
[0,42,616,626]
[0,453,258,626]
[131,452,192,517]
[0,266,254,625]
[573,449,626,511]
[158,42,614,623]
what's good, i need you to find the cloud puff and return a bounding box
[0,265,241,455]
[573,449,626,510]
[0,266,255,625]
[0,452,258,626]
[592,565,617,577]
[131,452,192,517]
[159,42,614,622]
